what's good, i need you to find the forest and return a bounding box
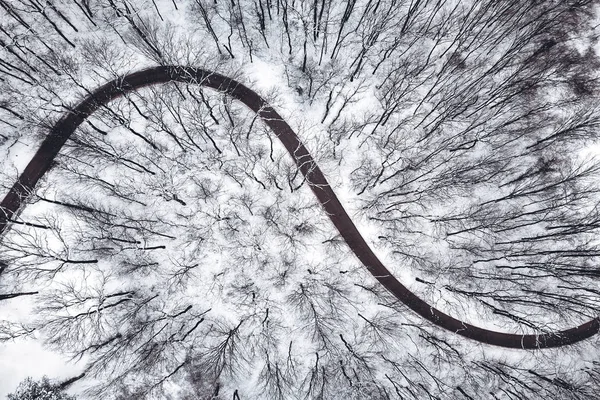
[1,0,600,399]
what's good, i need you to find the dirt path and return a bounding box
[1,65,597,349]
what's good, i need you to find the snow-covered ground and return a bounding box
[2,0,600,399]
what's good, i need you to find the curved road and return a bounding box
[0,66,598,349]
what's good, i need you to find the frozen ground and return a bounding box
[2,0,600,399]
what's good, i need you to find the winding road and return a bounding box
[1,65,598,349]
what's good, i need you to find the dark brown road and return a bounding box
[1,66,597,349]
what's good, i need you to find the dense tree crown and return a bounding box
[8,377,77,400]
[1,0,600,399]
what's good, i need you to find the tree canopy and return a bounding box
[7,377,76,400]
[1,0,600,398]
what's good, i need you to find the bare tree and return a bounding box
[2,0,600,399]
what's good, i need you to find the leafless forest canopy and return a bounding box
[1,0,600,399]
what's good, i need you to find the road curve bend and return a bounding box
[0,65,598,349]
